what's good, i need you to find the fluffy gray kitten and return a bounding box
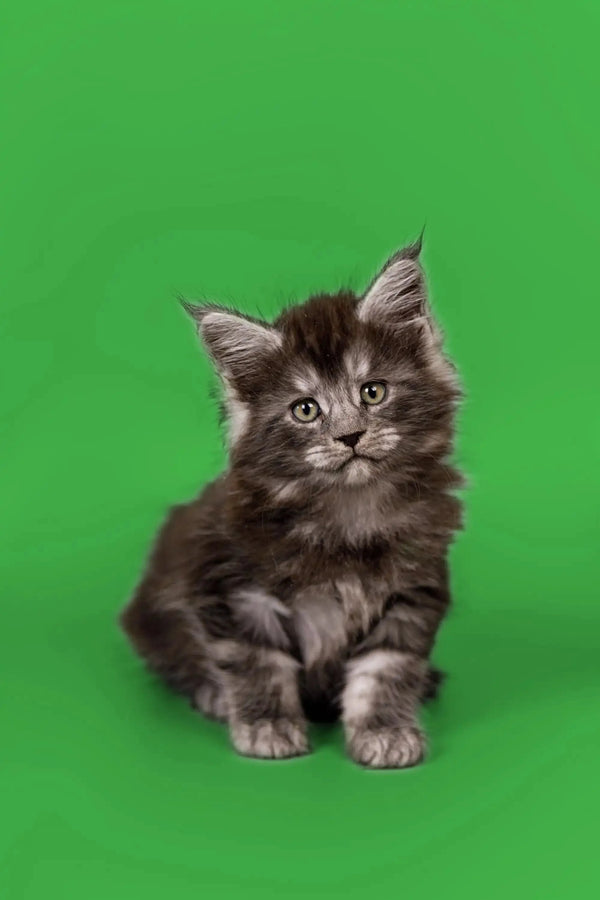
[121,239,463,768]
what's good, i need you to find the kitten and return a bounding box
[120,239,464,768]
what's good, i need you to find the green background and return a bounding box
[2,1,599,897]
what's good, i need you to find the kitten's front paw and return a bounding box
[231,718,310,760]
[347,726,426,769]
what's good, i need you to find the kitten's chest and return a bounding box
[290,574,386,670]
[286,484,410,561]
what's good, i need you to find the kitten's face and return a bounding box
[186,243,460,489]
[287,366,399,487]
[267,327,426,487]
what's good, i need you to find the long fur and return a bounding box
[121,243,464,767]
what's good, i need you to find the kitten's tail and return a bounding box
[422,665,446,702]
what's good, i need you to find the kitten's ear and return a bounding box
[181,301,282,380]
[357,237,428,328]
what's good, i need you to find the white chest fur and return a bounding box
[292,575,376,670]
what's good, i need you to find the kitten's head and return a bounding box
[184,241,461,489]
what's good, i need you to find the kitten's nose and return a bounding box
[336,430,365,449]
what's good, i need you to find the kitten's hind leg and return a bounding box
[121,581,226,718]
[215,644,310,760]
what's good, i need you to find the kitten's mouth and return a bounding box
[337,452,377,471]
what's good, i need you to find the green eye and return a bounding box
[291,398,321,422]
[361,382,387,405]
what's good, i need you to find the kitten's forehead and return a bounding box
[288,345,372,396]
[343,344,373,382]
[276,291,365,383]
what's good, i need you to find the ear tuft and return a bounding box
[179,298,209,322]
[403,225,425,260]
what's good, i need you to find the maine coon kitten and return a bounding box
[120,239,463,768]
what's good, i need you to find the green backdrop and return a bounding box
[2,2,599,897]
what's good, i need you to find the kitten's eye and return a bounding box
[291,398,321,422]
[360,382,387,405]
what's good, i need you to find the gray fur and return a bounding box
[121,243,463,767]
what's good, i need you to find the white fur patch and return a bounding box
[290,364,321,397]
[233,588,291,649]
[344,346,372,382]
[222,376,249,445]
[304,445,350,472]
[342,650,410,723]
[348,726,425,768]
[293,586,347,669]
[269,480,301,503]
[230,719,309,759]
[342,458,373,485]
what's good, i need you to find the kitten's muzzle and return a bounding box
[337,449,379,471]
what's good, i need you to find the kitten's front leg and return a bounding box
[342,585,447,769]
[218,644,310,760]
[342,650,428,768]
